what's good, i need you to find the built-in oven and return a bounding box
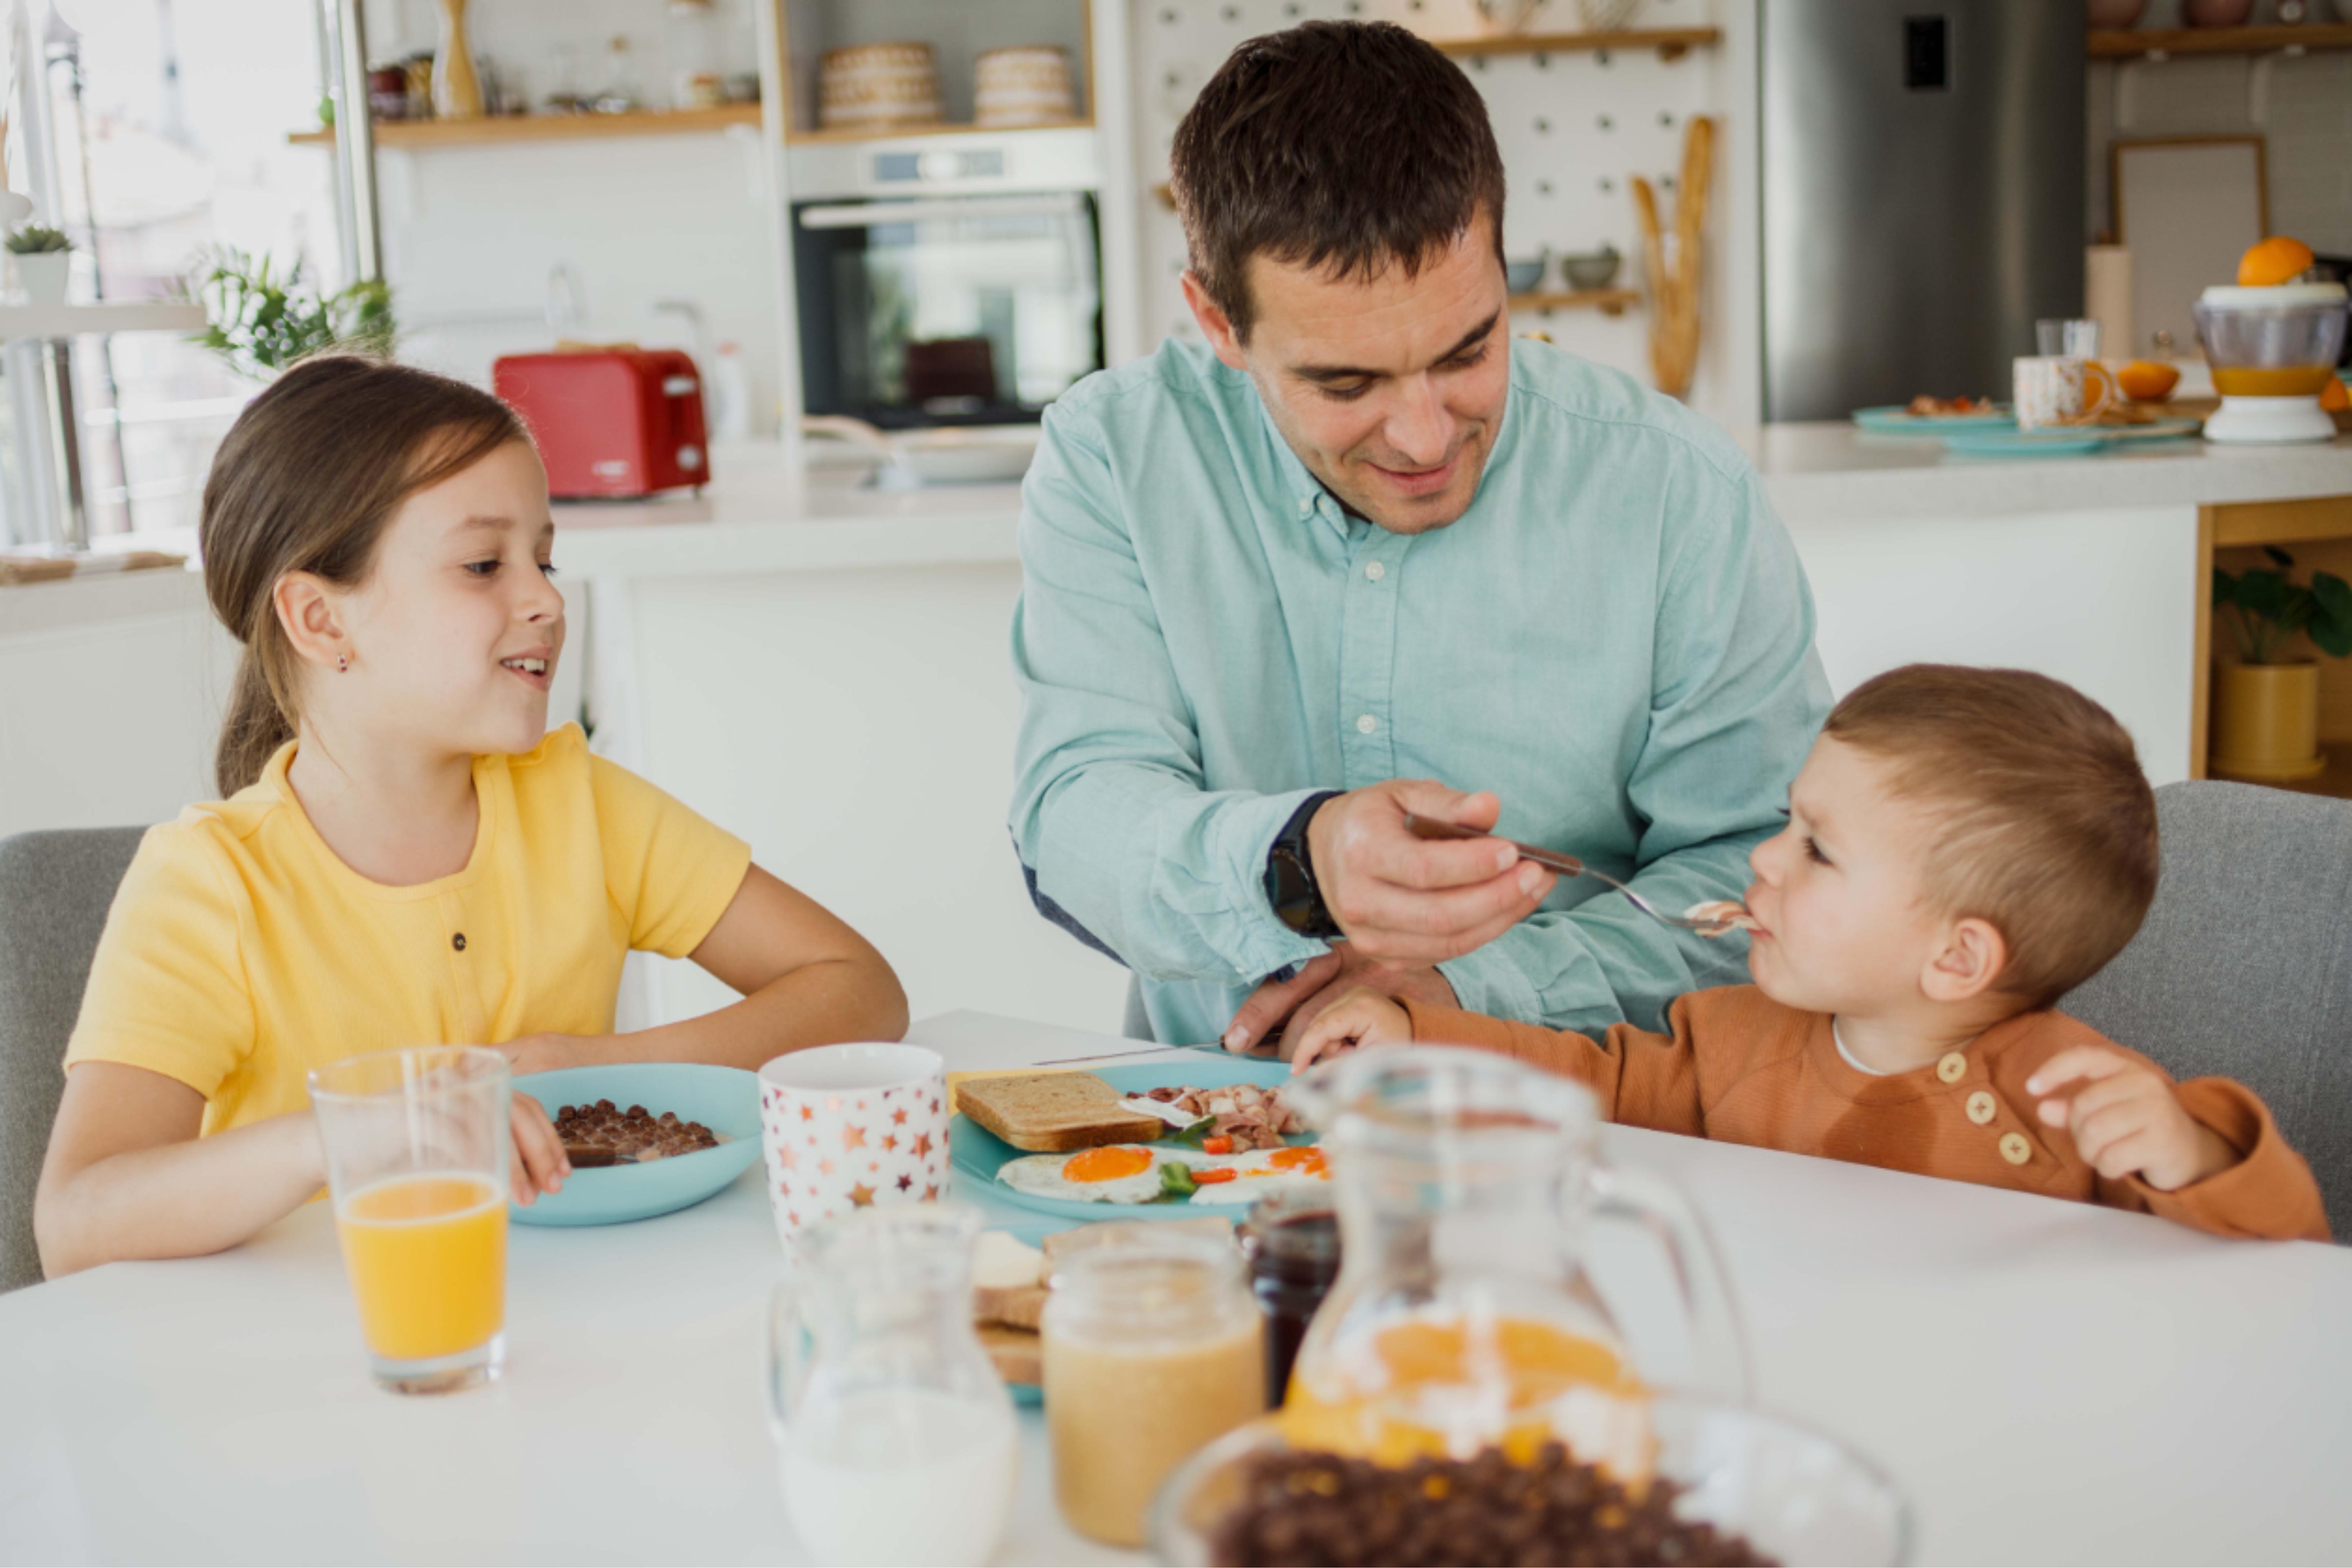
[789,127,1104,429]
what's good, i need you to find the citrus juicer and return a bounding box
[2192,281,2349,445]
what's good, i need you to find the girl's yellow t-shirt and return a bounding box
[64,724,752,1135]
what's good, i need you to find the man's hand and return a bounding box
[2027,1046,2237,1192]
[1224,947,1457,1055]
[1288,988,1416,1073]
[1305,781,1554,964]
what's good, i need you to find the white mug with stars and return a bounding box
[757,1044,952,1257]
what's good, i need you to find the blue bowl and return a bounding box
[510,1063,762,1227]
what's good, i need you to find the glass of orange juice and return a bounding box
[309,1047,511,1394]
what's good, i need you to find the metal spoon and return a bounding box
[1402,814,1757,937]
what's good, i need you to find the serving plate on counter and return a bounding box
[951,1057,1313,1222]
[1938,417,2203,458]
[1851,404,2014,434]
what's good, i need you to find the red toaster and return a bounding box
[493,348,710,499]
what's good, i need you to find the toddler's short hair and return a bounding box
[1823,665,2159,1009]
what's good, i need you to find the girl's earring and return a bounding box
[336,654,349,673]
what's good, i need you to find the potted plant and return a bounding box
[2211,546,2352,781]
[7,224,72,306]
[178,247,395,380]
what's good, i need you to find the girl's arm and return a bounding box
[503,865,910,1075]
[35,1062,571,1279]
[35,1062,325,1277]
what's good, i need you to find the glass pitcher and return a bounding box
[766,1204,1017,1567]
[1278,1047,1748,1471]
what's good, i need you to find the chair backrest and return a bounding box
[0,827,146,1292]
[2062,781,2352,1240]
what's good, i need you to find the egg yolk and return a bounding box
[1062,1146,1154,1183]
[1266,1147,1328,1176]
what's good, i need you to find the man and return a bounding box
[1010,21,1828,1050]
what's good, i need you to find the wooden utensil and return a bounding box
[1634,116,1715,399]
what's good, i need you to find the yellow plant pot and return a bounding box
[2210,661,2324,781]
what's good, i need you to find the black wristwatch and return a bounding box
[1264,791,1343,939]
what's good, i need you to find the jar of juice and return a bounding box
[1043,1230,1263,1547]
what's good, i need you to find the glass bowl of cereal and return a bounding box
[1150,1396,1913,1567]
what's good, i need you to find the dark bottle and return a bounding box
[1240,1191,1342,1409]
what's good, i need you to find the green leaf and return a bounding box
[2235,570,2292,622]
[2264,545,2297,571]
[2310,572,2352,658]
[2213,568,2237,608]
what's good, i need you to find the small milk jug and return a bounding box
[1278,1047,1748,1472]
[766,1204,1017,1567]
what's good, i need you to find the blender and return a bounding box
[2193,281,2349,444]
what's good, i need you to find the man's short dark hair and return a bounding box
[1169,20,1506,341]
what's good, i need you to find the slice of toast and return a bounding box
[955,1072,1168,1153]
[978,1322,1041,1386]
[974,1283,1048,1332]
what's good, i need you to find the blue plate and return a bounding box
[952,1057,1306,1223]
[511,1064,762,1227]
[1851,404,2014,434]
[1938,419,2203,458]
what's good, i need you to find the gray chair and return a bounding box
[2062,781,2352,1239]
[0,827,146,1292]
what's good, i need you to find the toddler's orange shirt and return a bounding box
[1402,988,2328,1243]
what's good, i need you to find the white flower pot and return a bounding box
[14,251,68,306]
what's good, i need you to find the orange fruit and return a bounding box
[2323,376,2350,413]
[2117,360,2181,402]
[2239,236,2316,287]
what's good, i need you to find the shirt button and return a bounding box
[1935,1052,1966,1084]
[1364,561,1386,582]
[1999,1132,2032,1165]
[452,933,467,953]
[1966,1090,1996,1125]
[1299,496,1314,516]
[1355,714,1378,735]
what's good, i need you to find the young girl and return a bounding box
[34,355,908,1277]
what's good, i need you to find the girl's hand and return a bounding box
[495,1033,591,1078]
[2027,1046,2236,1192]
[1288,987,1415,1073]
[509,1092,570,1206]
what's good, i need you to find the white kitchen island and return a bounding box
[546,429,2352,1038]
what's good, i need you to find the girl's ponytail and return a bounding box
[214,647,295,797]
[200,355,526,795]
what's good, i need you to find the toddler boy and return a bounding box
[1290,665,2328,1242]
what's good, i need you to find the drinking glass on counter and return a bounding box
[767,1204,1016,1568]
[308,1047,511,1395]
[2035,317,2102,359]
[1044,1229,1265,1547]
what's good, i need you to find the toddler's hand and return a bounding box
[1288,987,1415,1073]
[2027,1046,2235,1192]
[508,1092,570,1206]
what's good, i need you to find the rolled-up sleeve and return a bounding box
[1009,396,1329,986]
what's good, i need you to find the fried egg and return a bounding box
[1184,1144,1332,1205]
[997,1144,1179,1204]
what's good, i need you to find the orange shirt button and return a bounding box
[1966,1090,1997,1125]
[1936,1052,1967,1084]
[1999,1132,2032,1165]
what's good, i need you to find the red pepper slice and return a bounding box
[1192,1166,1239,1183]
[1202,1135,1234,1155]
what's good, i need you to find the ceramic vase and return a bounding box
[2211,661,2324,781]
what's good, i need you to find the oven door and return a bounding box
[794,191,1104,428]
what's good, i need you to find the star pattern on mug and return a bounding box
[761,1072,955,1248]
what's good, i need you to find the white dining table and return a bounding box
[3,1009,2348,1567]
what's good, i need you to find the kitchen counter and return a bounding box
[547,429,2352,577]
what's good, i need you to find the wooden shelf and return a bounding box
[1509,288,1641,316]
[0,301,205,339]
[2088,23,2352,59]
[2222,740,2352,801]
[787,117,1091,146]
[1427,27,1720,62]
[288,104,763,149]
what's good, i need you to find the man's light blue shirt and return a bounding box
[1009,337,1830,1047]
